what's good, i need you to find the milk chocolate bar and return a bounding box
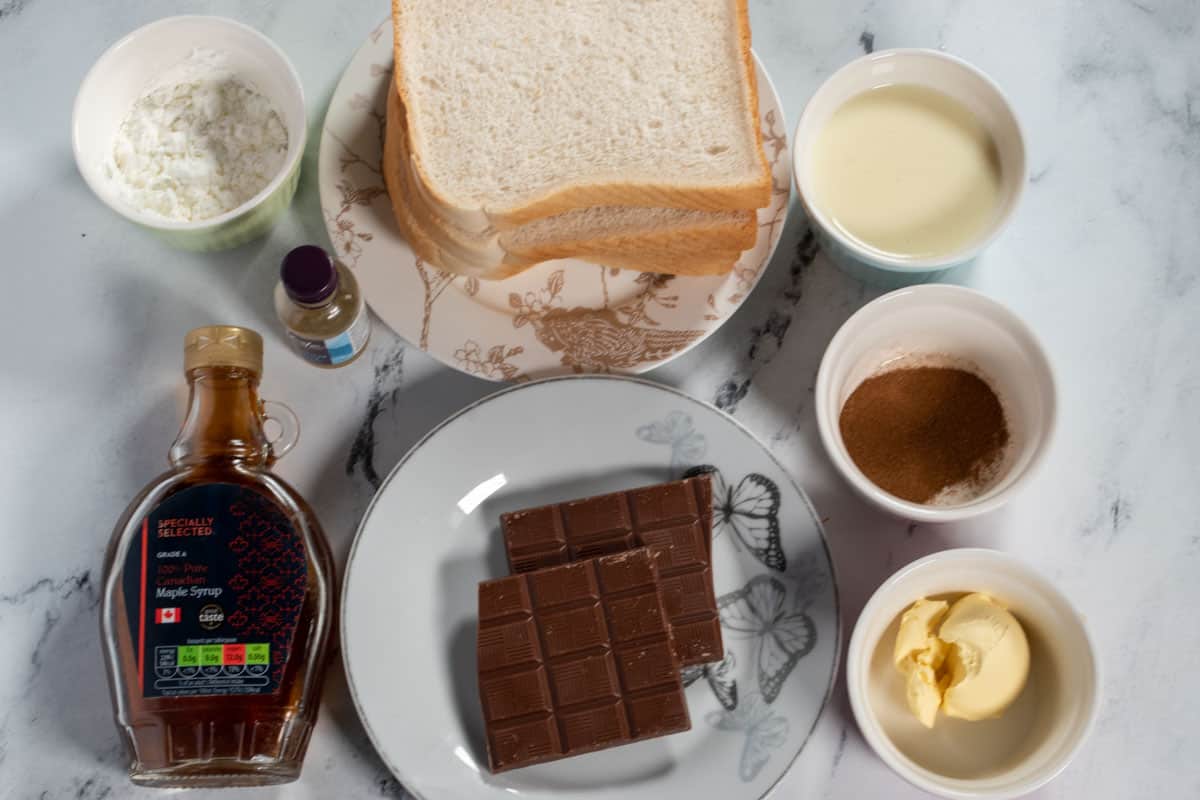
[476,548,690,773]
[501,476,722,666]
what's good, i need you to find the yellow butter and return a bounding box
[891,593,1029,727]
[892,598,949,728]
[938,593,1030,721]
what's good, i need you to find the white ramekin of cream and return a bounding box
[793,49,1026,286]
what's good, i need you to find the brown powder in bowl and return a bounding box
[838,365,1010,505]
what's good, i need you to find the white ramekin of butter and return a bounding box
[793,49,1026,286]
[72,16,306,251]
[847,549,1099,799]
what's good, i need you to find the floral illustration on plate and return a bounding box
[454,340,526,382]
[500,268,704,373]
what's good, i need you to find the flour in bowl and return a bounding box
[107,49,289,222]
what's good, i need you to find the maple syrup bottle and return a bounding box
[101,326,334,787]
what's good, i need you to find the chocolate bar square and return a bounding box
[476,548,691,773]
[501,476,722,666]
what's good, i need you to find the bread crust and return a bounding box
[390,0,772,227]
[508,218,754,268]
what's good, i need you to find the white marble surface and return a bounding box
[1,0,1197,798]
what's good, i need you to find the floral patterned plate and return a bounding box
[318,20,791,380]
[342,376,839,800]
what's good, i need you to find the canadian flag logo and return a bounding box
[155,607,181,624]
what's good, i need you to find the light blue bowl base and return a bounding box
[797,206,968,289]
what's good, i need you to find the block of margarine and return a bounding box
[938,593,1030,721]
[893,598,951,727]
[892,593,1030,727]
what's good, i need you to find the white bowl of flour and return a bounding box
[73,16,307,251]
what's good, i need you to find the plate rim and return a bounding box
[317,20,793,381]
[341,374,842,800]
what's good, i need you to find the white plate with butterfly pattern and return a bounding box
[343,376,839,800]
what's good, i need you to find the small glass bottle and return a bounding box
[101,326,335,787]
[275,245,370,368]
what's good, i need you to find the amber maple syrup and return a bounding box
[101,326,334,787]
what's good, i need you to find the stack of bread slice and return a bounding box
[384,0,772,280]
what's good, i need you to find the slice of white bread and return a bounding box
[390,83,757,254]
[385,89,750,278]
[385,88,755,277]
[397,127,755,268]
[384,91,746,278]
[391,0,771,228]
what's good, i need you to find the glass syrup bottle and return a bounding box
[274,245,370,368]
[101,326,335,787]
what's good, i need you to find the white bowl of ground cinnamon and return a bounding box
[815,284,1056,522]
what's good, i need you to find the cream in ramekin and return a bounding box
[793,49,1026,286]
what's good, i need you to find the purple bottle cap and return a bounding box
[281,245,338,305]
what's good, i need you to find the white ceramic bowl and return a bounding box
[814,284,1056,522]
[847,549,1099,799]
[793,49,1026,286]
[72,16,306,251]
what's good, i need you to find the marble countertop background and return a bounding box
[2,0,1198,797]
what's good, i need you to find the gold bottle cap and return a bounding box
[184,326,263,374]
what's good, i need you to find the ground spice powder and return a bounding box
[838,366,1010,504]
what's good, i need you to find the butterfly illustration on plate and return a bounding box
[636,410,708,470]
[681,650,738,711]
[706,691,790,782]
[684,465,785,572]
[717,574,816,703]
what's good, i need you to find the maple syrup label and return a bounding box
[122,483,308,698]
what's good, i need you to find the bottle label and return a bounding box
[285,303,370,366]
[121,483,308,698]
